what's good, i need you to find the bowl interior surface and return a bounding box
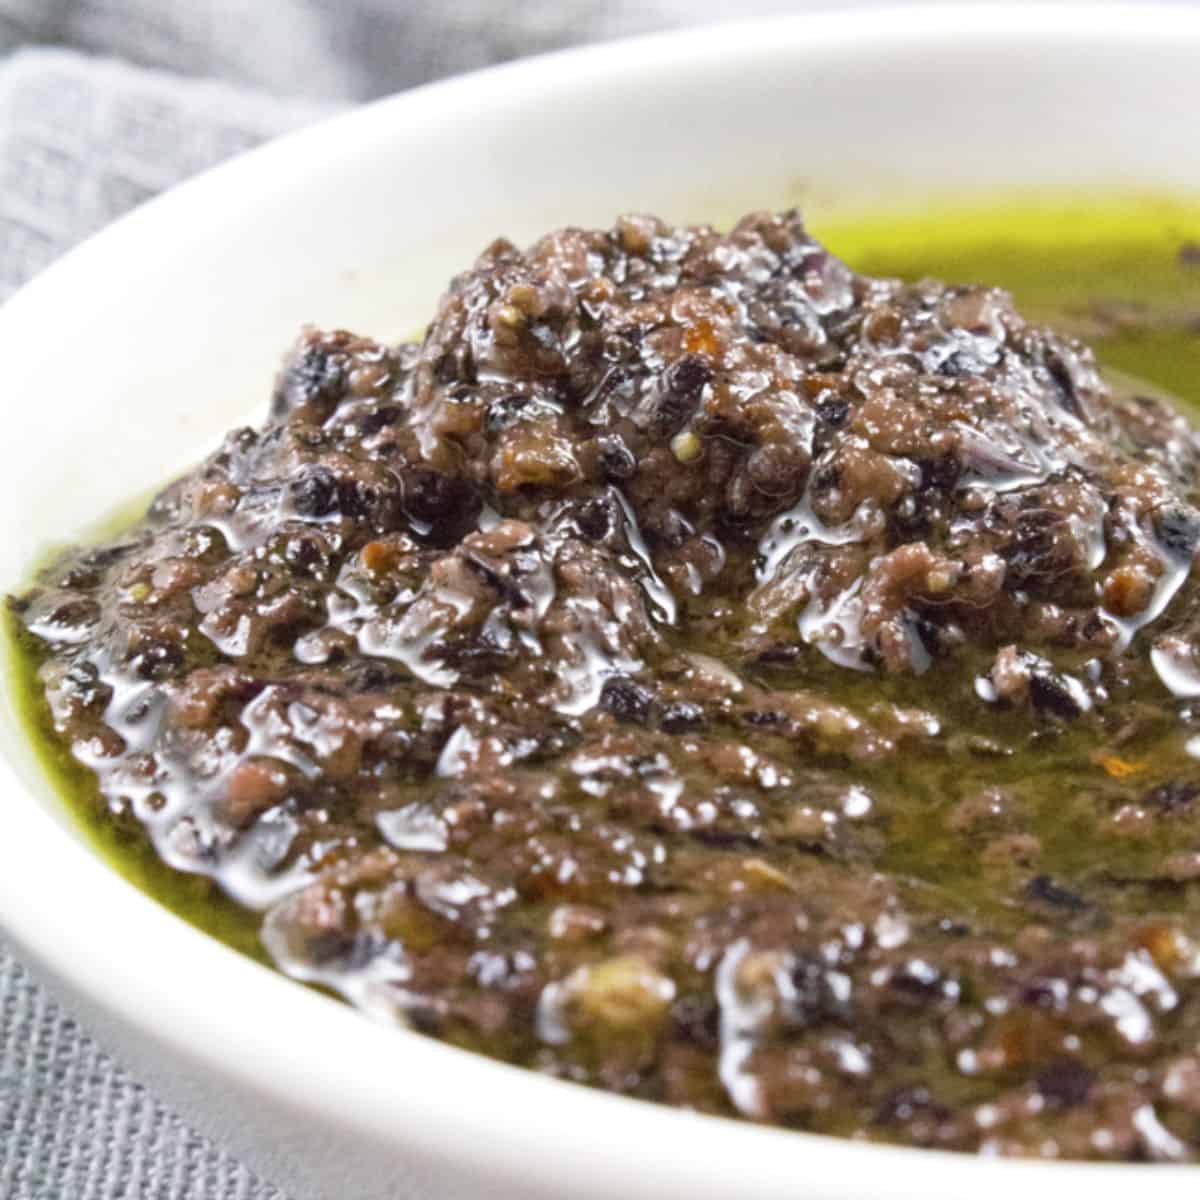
[2,7,1200,1199]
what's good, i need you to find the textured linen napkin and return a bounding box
[0,1,1191,1196]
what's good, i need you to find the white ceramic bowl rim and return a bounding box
[2,5,1200,1196]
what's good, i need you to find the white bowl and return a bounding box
[2,5,1199,1197]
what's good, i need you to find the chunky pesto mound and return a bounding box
[11,199,1200,1160]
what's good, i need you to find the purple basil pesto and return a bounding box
[13,209,1200,1159]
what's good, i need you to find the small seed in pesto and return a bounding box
[670,429,703,463]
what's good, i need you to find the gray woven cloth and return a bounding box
[0,1,1187,1196]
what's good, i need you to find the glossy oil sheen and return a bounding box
[7,192,1200,1124]
[10,192,1200,976]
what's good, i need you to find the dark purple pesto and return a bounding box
[13,210,1200,1160]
